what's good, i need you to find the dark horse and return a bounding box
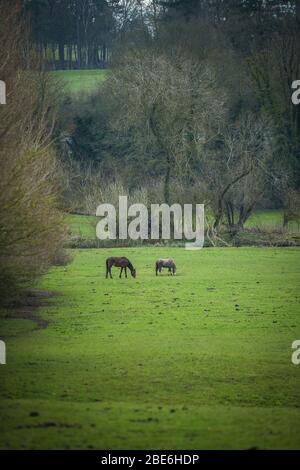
[106,257,136,279]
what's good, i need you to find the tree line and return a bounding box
[24,0,155,69]
[57,0,300,235]
[23,1,300,69]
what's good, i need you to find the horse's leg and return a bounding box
[109,266,112,279]
[119,267,123,278]
[125,267,127,278]
[106,263,111,279]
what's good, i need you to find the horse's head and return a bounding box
[131,268,136,278]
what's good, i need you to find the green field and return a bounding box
[247,210,300,231]
[51,69,108,94]
[1,246,300,449]
[66,213,97,239]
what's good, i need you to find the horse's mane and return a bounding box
[127,260,134,271]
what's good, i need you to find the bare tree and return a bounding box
[199,114,271,232]
[104,48,225,203]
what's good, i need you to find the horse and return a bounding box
[155,259,176,276]
[106,257,136,279]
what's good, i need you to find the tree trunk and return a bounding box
[213,168,252,230]
[103,44,106,65]
[51,43,56,69]
[68,45,72,69]
[164,154,171,205]
[238,190,264,229]
[296,0,300,22]
[225,200,235,228]
[58,42,65,69]
[76,15,81,69]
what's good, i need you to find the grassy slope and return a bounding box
[51,69,108,94]
[1,247,300,449]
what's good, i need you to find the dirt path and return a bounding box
[9,289,60,330]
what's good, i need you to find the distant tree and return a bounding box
[249,17,300,194]
[212,115,272,232]
[103,49,224,203]
[24,0,116,69]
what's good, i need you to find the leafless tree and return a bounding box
[104,48,225,203]
[206,114,272,232]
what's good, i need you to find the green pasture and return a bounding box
[66,213,97,239]
[0,246,300,449]
[246,210,300,231]
[51,69,108,94]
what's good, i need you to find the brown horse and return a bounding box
[106,257,136,279]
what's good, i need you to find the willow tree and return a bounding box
[0,1,66,303]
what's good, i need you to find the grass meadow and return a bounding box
[51,69,108,94]
[1,69,299,450]
[1,244,300,449]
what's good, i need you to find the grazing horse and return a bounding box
[155,259,176,276]
[106,257,136,279]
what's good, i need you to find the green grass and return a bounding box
[246,210,299,231]
[246,209,284,226]
[51,69,108,94]
[66,213,97,239]
[1,247,300,449]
